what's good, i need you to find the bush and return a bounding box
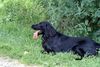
[42,0,100,41]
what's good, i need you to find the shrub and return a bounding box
[42,0,100,41]
[0,0,99,41]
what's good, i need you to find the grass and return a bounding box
[0,22,100,67]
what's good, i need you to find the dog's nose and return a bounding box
[31,24,38,30]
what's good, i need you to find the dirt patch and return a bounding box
[0,57,41,67]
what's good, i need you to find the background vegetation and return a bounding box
[0,0,100,67]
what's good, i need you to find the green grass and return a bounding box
[0,22,100,67]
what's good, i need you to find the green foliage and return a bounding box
[42,0,100,41]
[0,0,46,24]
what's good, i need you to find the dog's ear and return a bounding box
[44,23,56,37]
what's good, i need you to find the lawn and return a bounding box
[0,22,100,67]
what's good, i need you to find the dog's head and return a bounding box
[31,21,51,31]
[31,21,56,37]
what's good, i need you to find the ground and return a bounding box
[0,57,41,67]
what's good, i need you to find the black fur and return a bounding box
[31,21,100,60]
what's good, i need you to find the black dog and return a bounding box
[31,21,100,60]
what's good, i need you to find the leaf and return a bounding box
[95,9,100,17]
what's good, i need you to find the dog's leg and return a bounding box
[74,48,85,60]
